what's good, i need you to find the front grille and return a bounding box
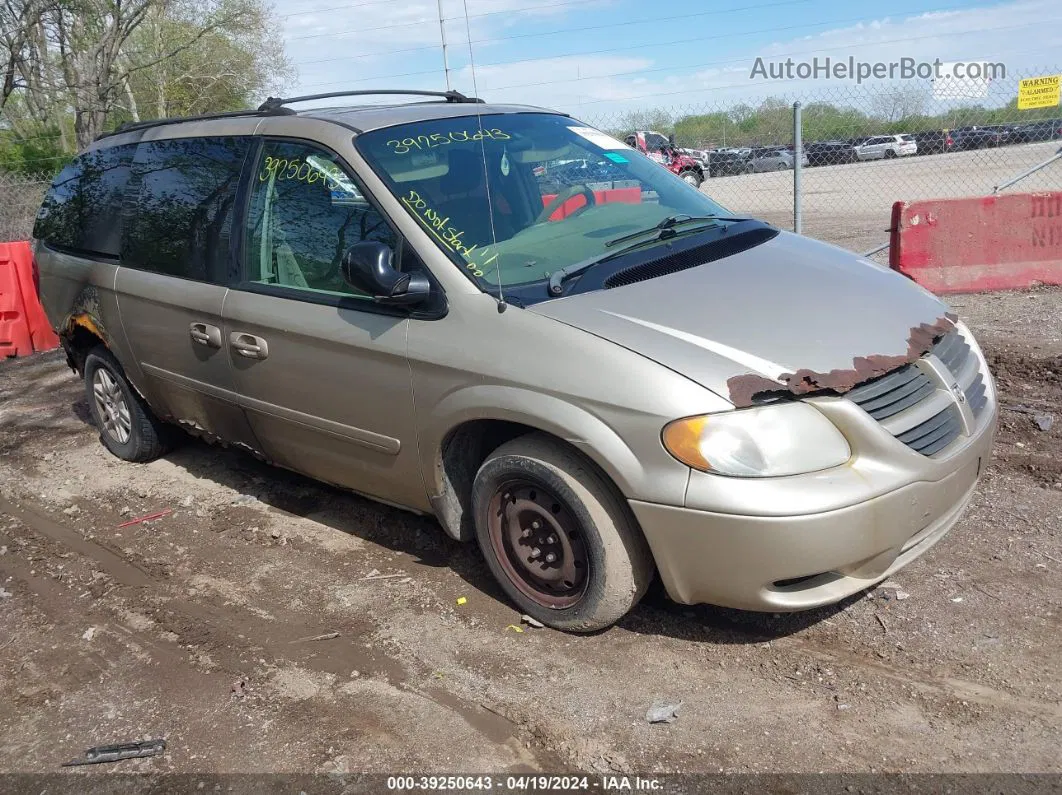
[845,329,987,457]
[846,364,935,420]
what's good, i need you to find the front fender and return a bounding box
[424,384,656,503]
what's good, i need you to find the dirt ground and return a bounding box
[1,289,1061,779]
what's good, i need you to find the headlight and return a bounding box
[662,402,851,477]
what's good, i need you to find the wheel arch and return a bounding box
[425,387,647,542]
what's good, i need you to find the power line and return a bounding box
[290,0,981,86]
[481,19,1053,94]
[288,0,810,43]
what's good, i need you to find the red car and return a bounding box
[624,131,704,187]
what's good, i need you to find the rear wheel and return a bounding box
[84,347,171,463]
[884,149,897,159]
[471,433,654,632]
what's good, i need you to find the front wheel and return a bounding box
[680,169,703,188]
[471,434,654,632]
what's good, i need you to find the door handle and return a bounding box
[230,332,269,360]
[189,322,222,348]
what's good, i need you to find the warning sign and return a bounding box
[1018,74,1061,110]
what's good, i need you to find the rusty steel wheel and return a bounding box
[472,433,655,632]
[486,479,589,609]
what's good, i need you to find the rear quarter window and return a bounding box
[122,136,250,282]
[33,144,137,257]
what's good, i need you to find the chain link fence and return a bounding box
[579,68,1062,259]
[0,173,48,242]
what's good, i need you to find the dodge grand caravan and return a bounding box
[33,89,997,632]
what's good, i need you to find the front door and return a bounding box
[222,139,426,510]
[116,135,259,448]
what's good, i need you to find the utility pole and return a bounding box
[437,0,452,91]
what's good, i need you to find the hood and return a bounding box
[530,231,954,407]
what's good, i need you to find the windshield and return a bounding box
[355,113,731,291]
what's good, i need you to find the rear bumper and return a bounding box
[631,374,997,612]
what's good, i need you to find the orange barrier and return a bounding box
[0,241,59,357]
[889,192,1062,293]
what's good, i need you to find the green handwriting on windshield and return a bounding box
[387,129,511,155]
[402,189,495,277]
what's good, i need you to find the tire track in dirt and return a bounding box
[0,492,553,771]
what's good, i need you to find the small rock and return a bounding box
[232,494,258,506]
[81,627,97,642]
[349,670,360,678]
[62,505,80,516]
[951,596,964,603]
[837,703,851,711]
[646,701,681,724]
[520,614,546,629]
[1033,413,1054,432]
[178,496,195,508]
[42,452,54,462]
[195,509,209,518]
[0,545,7,556]
[231,679,247,698]
[0,588,12,599]
[119,506,132,516]
[895,590,910,601]
[1016,442,1026,449]
[270,528,282,539]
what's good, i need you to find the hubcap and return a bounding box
[487,480,589,609]
[683,173,699,185]
[92,369,131,445]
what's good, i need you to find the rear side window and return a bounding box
[33,144,136,257]
[122,136,250,282]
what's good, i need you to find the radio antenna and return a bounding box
[461,0,506,312]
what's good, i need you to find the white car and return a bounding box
[854,134,917,161]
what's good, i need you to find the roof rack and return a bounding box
[98,106,295,141]
[257,89,483,112]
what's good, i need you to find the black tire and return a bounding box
[471,433,654,632]
[83,346,171,463]
[884,149,897,159]
[679,169,703,188]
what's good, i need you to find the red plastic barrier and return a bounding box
[0,251,33,358]
[0,241,59,357]
[889,192,1062,294]
[541,187,642,221]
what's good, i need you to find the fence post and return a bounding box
[793,101,802,234]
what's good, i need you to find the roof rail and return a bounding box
[97,106,295,141]
[257,89,483,112]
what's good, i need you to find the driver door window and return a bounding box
[244,141,397,298]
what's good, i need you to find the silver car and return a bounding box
[33,90,997,632]
[746,147,809,172]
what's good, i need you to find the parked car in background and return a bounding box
[624,131,705,187]
[951,125,1013,150]
[706,148,749,177]
[911,130,954,155]
[745,147,807,172]
[853,134,917,161]
[1011,119,1062,143]
[805,140,857,166]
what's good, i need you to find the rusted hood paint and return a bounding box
[531,230,955,407]
[727,313,957,407]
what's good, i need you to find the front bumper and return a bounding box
[631,336,998,612]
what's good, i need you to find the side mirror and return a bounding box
[342,241,430,306]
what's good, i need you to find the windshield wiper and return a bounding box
[604,214,750,249]
[546,215,750,296]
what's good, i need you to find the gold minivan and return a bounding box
[33,90,997,631]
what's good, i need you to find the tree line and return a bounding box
[0,0,291,176]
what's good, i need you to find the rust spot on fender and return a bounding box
[726,313,958,407]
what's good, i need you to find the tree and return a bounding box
[869,84,929,124]
[0,0,291,155]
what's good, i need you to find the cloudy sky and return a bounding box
[277,0,1062,122]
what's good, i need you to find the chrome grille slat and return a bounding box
[845,329,985,457]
